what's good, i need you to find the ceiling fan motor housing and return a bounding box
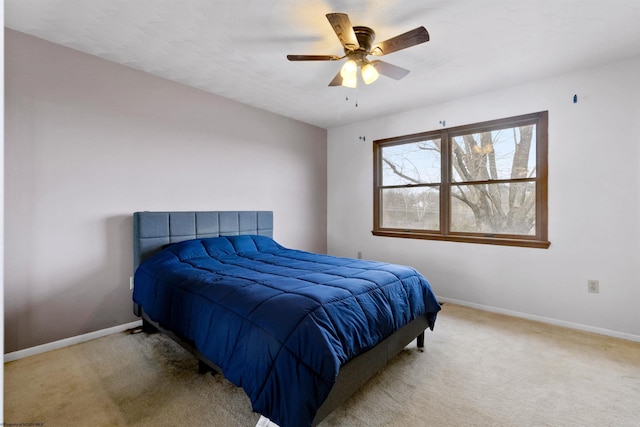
[348,26,376,61]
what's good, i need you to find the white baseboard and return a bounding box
[4,320,143,363]
[438,297,640,343]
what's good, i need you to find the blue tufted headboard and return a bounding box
[133,211,273,272]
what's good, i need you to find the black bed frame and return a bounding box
[132,211,428,426]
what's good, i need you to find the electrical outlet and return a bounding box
[587,279,599,294]
[357,251,363,259]
[130,276,134,290]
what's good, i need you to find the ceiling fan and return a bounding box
[287,13,430,88]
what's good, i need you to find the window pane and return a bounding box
[451,125,536,182]
[381,187,439,230]
[450,182,536,235]
[381,139,441,186]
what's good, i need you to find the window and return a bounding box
[373,111,549,248]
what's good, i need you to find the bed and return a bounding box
[132,211,440,427]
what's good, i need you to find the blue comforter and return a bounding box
[133,235,440,427]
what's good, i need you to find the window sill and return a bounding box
[371,230,551,249]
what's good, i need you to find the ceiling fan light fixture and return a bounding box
[361,62,379,85]
[340,59,358,79]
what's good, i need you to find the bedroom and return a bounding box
[3,0,640,425]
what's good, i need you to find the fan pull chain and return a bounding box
[345,93,359,108]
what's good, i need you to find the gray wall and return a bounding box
[4,29,328,353]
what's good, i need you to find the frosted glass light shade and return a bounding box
[361,62,379,84]
[341,76,357,88]
[340,60,358,79]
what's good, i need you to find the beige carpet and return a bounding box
[5,304,640,426]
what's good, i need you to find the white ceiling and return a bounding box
[6,0,640,129]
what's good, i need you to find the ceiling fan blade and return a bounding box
[326,13,360,51]
[371,60,410,80]
[287,54,341,61]
[370,26,429,56]
[328,71,343,86]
